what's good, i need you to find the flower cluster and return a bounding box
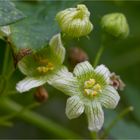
[16,4,128,132]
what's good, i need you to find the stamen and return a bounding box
[92,91,98,96]
[94,84,101,91]
[84,78,96,88]
[84,89,90,95]
[83,79,102,98]
[37,62,54,73]
[37,66,49,73]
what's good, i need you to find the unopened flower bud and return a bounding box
[101,13,129,39]
[56,4,93,38]
[109,72,125,91]
[34,86,48,102]
[68,47,89,67]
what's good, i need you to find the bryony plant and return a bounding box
[48,61,120,131]
[16,33,66,93]
[15,3,127,135]
[0,1,132,138]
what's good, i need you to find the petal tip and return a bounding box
[88,126,101,132]
[65,96,84,120]
[16,83,27,93]
[16,80,31,93]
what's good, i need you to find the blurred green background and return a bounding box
[0,0,140,139]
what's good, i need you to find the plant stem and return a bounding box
[0,98,81,139]
[93,44,105,67]
[101,106,133,139]
[93,34,108,67]
[91,131,98,139]
[2,44,10,75]
[0,102,39,127]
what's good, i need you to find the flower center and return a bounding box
[36,56,54,73]
[84,78,102,98]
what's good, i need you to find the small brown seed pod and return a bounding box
[110,72,125,91]
[34,86,48,102]
[68,47,89,67]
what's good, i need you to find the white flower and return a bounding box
[48,61,120,131]
[16,33,66,93]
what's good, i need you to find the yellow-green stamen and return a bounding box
[36,57,54,73]
[84,78,102,98]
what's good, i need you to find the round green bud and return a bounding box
[56,4,93,38]
[101,13,129,39]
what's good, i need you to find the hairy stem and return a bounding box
[0,98,81,139]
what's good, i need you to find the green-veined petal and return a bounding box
[18,56,37,76]
[66,95,84,119]
[16,77,47,93]
[49,33,65,64]
[73,61,94,81]
[85,101,104,131]
[99,85,120,109]
[94,64,110,84]
[48,66,80,96]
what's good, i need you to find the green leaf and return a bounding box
[0,0,25,26]
[9,1,83,52]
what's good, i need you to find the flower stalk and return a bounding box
[93,44,105,67]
